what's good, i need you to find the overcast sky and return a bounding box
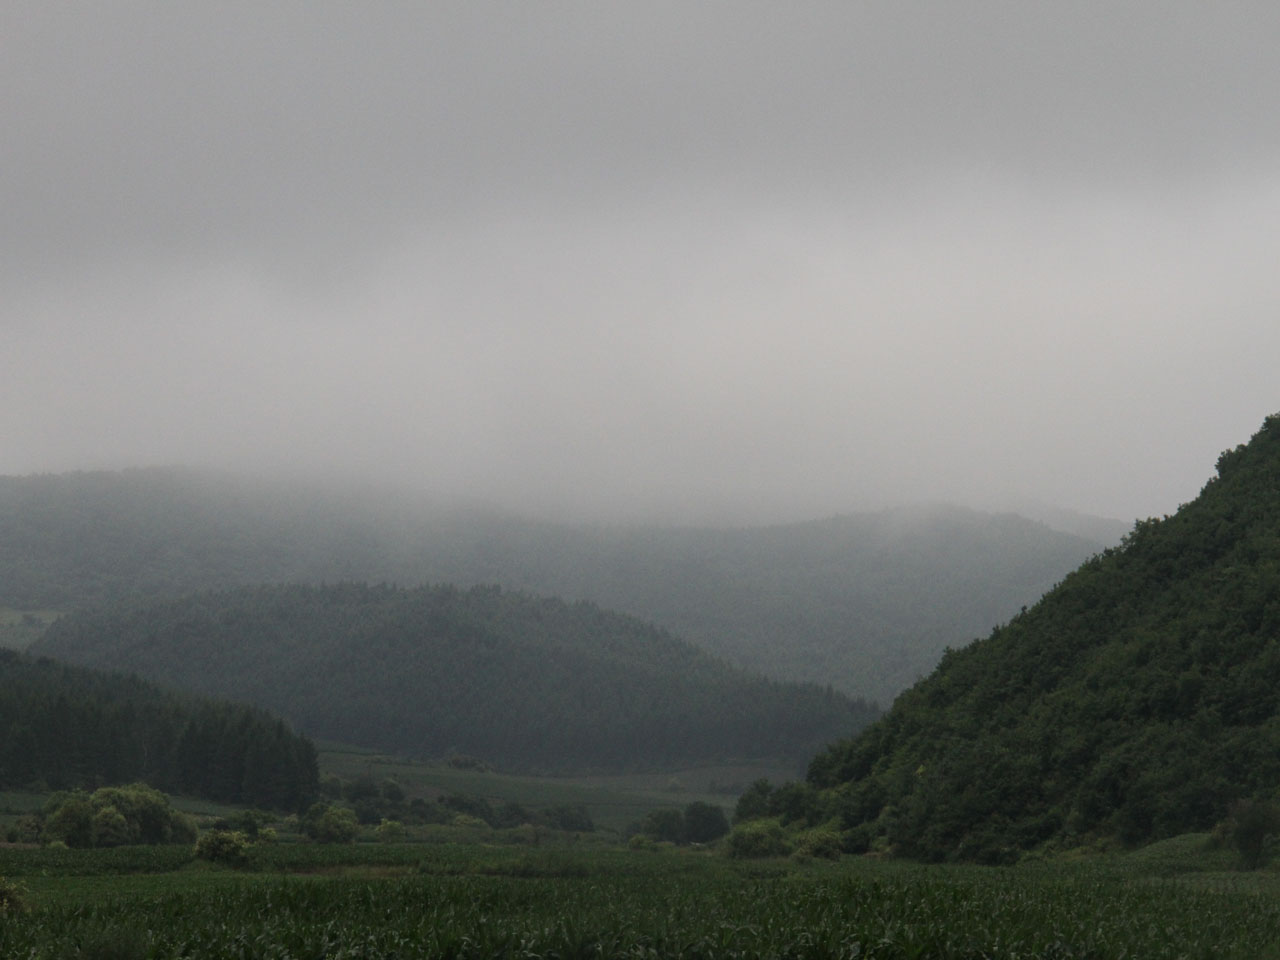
[3,2,1277,524]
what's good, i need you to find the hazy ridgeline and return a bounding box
[0,469,1107,705]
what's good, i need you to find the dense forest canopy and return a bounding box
[0,469,1108,703]
[800,413,1280,861]
[0,651,318,809]
[34,583,876,774]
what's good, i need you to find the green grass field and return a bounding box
[318,745,786,834]
[3,837,1279,959]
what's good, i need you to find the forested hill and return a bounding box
[0,650,318,809]
[803,413,1280,861]
[0,469,1107,704]
[34,583,876,773]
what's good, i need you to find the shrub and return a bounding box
[684,802,730,844]
[794,828,843,860]
[43,792,93,848]
[306,805,360,843]
[92,805,133,847]
[0,876,29,914]
[375,819,407,843]
[1229,799,1280,870]
[725,820,791,859]
[194,830,251,866]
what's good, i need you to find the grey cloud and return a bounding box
[2,2,1278,525]
[6,2,1279,274]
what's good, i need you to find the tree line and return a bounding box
[0,650,318,810]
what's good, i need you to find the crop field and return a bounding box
[3,842,1279,959]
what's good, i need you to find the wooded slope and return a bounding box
[35,583,876,773]
[806,413,1280,860]
[0,650,318,809]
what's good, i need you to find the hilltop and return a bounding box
[34,582,874,774]
[802,413,1280,861]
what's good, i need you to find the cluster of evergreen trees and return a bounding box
[801,414,1280,861]
[0,651,318,810]
[35,583,876,773]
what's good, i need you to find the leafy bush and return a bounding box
[794,828,843,860]
[91,805,132,848]
[0,876,28,914]
[683,802,730,844]
[302,803,360,843]
[41,784,193,849]
[1228,799,1280,870]
[194,830,251,866]
[375,819,407,843]
[725,820,791,859]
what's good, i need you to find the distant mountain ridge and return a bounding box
[803,412,1280,860]
[33,582,875,774]
[0,469,1106,704]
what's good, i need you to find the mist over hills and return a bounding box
[0,469,1109,704]
[33,582,873,774]
[805,413,1280,860]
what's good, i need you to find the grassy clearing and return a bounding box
[319,745,766,833]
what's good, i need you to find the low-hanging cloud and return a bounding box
[3,2,1278,524]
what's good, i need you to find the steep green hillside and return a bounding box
[0,470,1105,703]
[802,413,1280,861]
[0,650,317,809]
[34,583,875,774]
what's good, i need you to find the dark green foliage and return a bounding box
[1227,799,1280,870]
[193,829,250,866]
[300,803,359,843]
[682,801,730,843]
[633,808,686,844]
[734,779,774,822]
[808,413,1280,859]
[725,819,791,858]
[0,468,1105,704]
[0,652,317,809]
[544,804,594,832]
[41,785,195,849]
[0,876,28,915]
[35,583,874,773]
[631,802,730,844]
